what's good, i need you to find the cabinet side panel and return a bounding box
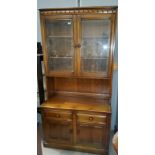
[46,77,55,99]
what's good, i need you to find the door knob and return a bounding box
[74,44,81,48]
[89,117,93,121]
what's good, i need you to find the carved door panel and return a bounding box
[76,123,108,148]
[43,118,72,144]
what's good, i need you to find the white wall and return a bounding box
[37,0,118,130]
[111,26,118,130]
[80,0,117,6]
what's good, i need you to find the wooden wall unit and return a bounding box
[39,6,117,155]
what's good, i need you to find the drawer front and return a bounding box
[42,109,72,121]
[77,113,107,124]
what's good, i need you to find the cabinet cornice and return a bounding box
[39,7,117,15]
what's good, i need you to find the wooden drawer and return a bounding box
[42,110,72,121]
[77,113,107,124]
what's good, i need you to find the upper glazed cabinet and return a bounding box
[40,8,116,78]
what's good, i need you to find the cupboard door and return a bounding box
[43,117,72,144]
[76,123,108,148]
[78,15,114,78]
[41,15,75,76]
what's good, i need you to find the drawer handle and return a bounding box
[56,114,60,118]
[89,117,93,121]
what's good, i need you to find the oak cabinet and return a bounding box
[41,106,111,154]
[40,7,117,155]
[40,8,116,78]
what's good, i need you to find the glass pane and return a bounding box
[81,19,111,73]
[45,20,74,71]
[82,58,108,73]
[46,20,72,36]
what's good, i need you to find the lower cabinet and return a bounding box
[43,118,72,144]
[76,124,108,148]
[76,112,109,150]
[41,109,111,154]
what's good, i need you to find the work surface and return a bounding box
[40,95,111,113]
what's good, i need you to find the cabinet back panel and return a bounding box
[50,77,111,94]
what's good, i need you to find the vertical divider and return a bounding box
[109,13,117,77]
[109,12,117,98]
[40,15,48,75]
[72,111,77,145]
[77,15,81,76]
[73,15,77,76]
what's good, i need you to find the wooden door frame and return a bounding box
[76,13,117,78]
[40,14,76,77]
[76,122,108,148]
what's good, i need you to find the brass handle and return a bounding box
[74,44,81,48]
[89,117,93,121]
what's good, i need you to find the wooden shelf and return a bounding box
[49,56,72,59]
[49,56,109,60]
[40,94,111,113]
[83,36,109,39]
[48,36,72,38]
[82,57,108,59]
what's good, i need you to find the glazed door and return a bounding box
[76,123,108,148]
[41,15,76,76]
[43,117,72,144]
[77,14,115,78]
